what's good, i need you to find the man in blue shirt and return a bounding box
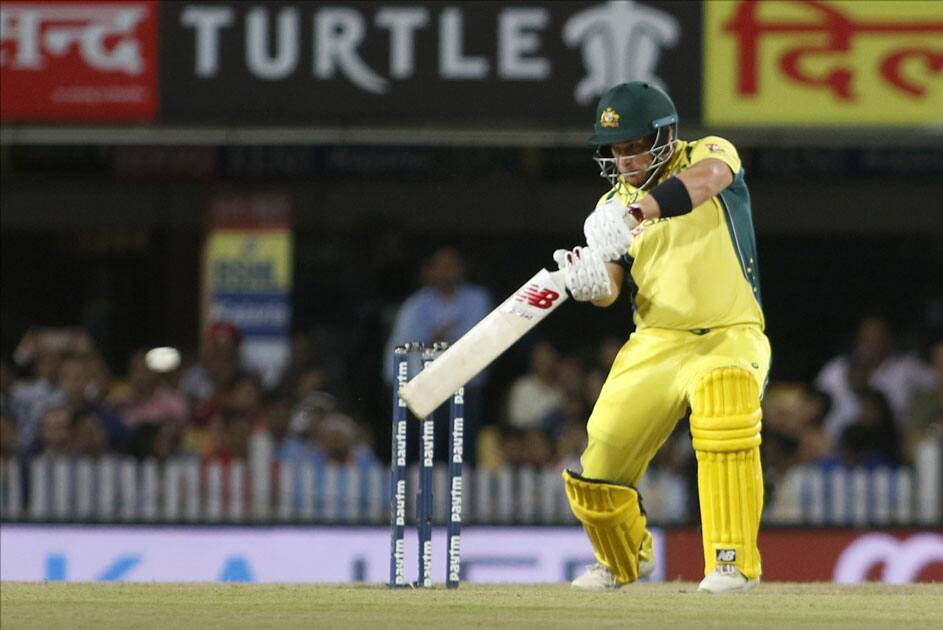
[384,247,492,465]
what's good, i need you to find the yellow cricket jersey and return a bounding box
[600,136,765,332]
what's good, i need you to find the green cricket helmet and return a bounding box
[589,82,679,188]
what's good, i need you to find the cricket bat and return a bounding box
[398,268,568,418]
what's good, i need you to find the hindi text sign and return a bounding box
[705,0,943,126]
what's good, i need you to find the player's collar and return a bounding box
[660,138,687,176]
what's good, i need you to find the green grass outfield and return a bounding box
[2,582,942,629]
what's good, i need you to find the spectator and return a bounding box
[282,406,374,464]
[853,388,901,464]
[0,411,16,458]
[58,355,95,409]
[82,350,114,403]
[761,427,800,479]
[59,354,126,451]
[179,321,243,424]
[505,341,565,430]
[762,384,834,471]
[761,388,808,505]
[821,424,896,471]
[125,423,161,459]
[226,373,265,419]
[556,356,591,421]
[263,398,294,448]
[152,420,186,461]
[203,411,254,465]
[497,426,528,468]
[815,316,934,440]
[557,356,588,402]
[556,419,587,473]
[316,413,378,467]
[109,350,189,458]
[283,391,338,451]
[292,366,334,407]
[184,372,264,460]
[281,368,343,454]
[543,395,592,444]
[37,406,71,457]
[793,386,833,463]
[276,409,377,514]
[761,384,803,438]
[383,246,493,464]
[71,408,109,458]
[9,330,68,455]
[272,331,320,400]
[521,427,558,470]
[819,388,900,471]
[473,424,505,471]
[1,359,15,416]
[114,350,189,429]
[903,338,943,462]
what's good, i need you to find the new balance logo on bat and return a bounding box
[516,284,561,309]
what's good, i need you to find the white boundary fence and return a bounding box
[765,438,942,526]
[1,437,939,526]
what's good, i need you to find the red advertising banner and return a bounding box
[0,0,158,121]
[666,529,943,583]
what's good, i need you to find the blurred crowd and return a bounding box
[2,295,941,502]
[3,314,940,485]
[0,324,380,473]
[762,316,942,478]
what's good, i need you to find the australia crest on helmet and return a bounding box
[600,107,621,128]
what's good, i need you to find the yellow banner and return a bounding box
[205,230,293,294]
[704,0,943,126]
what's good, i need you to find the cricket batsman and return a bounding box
[553,82,770,593]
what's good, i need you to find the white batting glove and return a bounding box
[583,198,640,262]
[553,246,612,302]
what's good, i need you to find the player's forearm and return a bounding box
[677,158,733,207]
[592,264,624,307]
[636,158,733,220]
[591,290,619,308]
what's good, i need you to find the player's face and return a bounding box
[611,134,658,187]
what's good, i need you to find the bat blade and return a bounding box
[399,268,568,418]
